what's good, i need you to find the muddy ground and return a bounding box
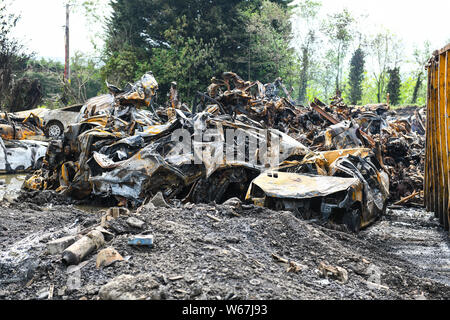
[0,189,448,300]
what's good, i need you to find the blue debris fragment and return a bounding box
[128,235,154,247]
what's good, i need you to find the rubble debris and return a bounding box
[246,148,389,232]
[222,197,242,210]
[271,253,306,273]
[96,247,124,269]
[206,213,222,222]
[62,230,105,265]
[98,274,159,300]
[23,71,310,209]
[1,198,449,300]
[393,190,421,206]
[100,207,130,227]
[106,207,130,219]
[126,216,145,229]
[318,261,349,284]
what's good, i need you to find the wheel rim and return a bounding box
[48,124,61,137]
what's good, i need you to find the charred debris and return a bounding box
[10,71,425,232]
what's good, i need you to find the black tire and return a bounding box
[343,208,361,233]
[274,200,285,211]
[46,121,64,139]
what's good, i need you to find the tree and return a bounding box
[241,0,295,83]
[292,0,321,104]
[368,30,402,103]
[63,52,103,104]
[0,2,37,112]
[411,41,431,104]
[348,47,365,104]
[386,67,401,105]
[102,0,295,101]
[321,8,355,93]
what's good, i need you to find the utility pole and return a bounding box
[64,3,70,83]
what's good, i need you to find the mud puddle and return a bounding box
[0,174,26,202]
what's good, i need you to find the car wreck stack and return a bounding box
[21,71,426,232]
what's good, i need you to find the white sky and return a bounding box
[10,0,110,61]
[316,0,450,51]
[8,0,450,62]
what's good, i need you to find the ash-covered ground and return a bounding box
[0,190,448,300]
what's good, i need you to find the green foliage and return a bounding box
[410,41,430,104]
[400,73,426,106]
[101,46,148,87]
[102,0,295,101]
[0,2,33,111]
[25,55,103,108]
[4,1,439,110]
[25,58,64,108]
[241,0,295,83]
[149,37,222,103]
[386,67,401,105]
[347,47,365,104]
[292,0,321,104]
[321,8,355,92]
[360,73,379,105]
[65,52,104,104]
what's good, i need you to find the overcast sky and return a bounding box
[10,0,110,61]
[9,0,450,62]
[316,0,450,49]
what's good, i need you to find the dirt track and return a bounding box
[0,191,448,300]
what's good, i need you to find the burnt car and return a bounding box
[14,104,83,139]
[246,148,389,232]
[0,137,48,173]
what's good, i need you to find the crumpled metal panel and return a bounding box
[247,171,359,199]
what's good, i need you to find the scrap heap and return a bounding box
[24,72,309,207]
[21,71,424,231]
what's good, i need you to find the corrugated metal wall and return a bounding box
[425,43,450,232]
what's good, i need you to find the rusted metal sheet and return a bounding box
[425,43,450,232]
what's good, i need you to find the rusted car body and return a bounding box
[0,112,45,140]
[0,112,48,173]
[246,148,389,231]
[0,137,47,173]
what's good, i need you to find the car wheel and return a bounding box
[343,208,361,233]
[46,121,64,138]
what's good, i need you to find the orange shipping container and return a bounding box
[425,43,450,232]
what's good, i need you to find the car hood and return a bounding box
[247,171,359,199]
